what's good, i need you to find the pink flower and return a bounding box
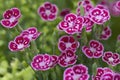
[0,8,21,28]
[83,16,94,32]
[63,64,89,80]
[114,73,120,80]
[102,51,120,66]
[92,67,114,80]
[58,13,84,34]
[100,26,112,40]
[58,35,80,52]
[21,27,41,41]
[109,1,120,16]
[82,40,104,58]
[88,5,110,24]
[60,8,70,18]
[31,54,58,71]
[58,49,77,67]
[38,2,58,21]
[8,35,30,52]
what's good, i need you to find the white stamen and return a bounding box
[90,47,96,53]
[66,43,71,48]
[17,44,24,49]
[45,10,51,16]
[9,17,16,22]
[39,62,45,66]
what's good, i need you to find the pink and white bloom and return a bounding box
[21,27,41,41]
[88,5,110,24]
[8,35,30,52]
[92,67,114,80]
[82,40,104,58]
[83,16,94,32]
[100,26,112,40]
[58,49,77,67]
[58,13,84,34]
[58,35,80,52]
[38,2,58,21]
[0,8,21,28]
[102,51,120,66]
[64,64,89,80]
[31,54,58,71]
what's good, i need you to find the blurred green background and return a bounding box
[0,0,120,80]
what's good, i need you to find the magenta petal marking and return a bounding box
[44,2,52,10]
[3,10,13,19]
[0,19,11,28]
[8,41,18,51]
[12,8,21,18]
[65,13,77,22]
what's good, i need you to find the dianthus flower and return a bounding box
[0,8,21,28]
[38,2,58,21]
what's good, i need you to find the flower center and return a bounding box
[69,22,74,28]
[90,47,96,53]
[28,34,33,40]
[96,15,103,20]
[18,44,24,49]
[9,17,16,22]
[65,57,71,62]
[73,74,80,80]
[45,10,51,16]
[66,43,71,48]
[39,61,45,66]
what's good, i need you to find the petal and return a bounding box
[113,53,119,59]
[104,52,113,58]
[58,41,66,51]
[91,8,101,16]
[60,36,69,43]
[114,73,120,80]
[101,72,114,80]
[94,51,102,58]
[64,76,74,80]
[0,19,11,28]
[23,37,30,45]
[48,14,56,20]
[44,2,52,10]
[64,68,74,76]
[65,13,77,22]
[96,68,104,76]
[60,21,69,29]
[12,8,21,18]
[50,5,58,13]
[28,27,37,34]
[15,36,24,44]
[89,40,100,48]
[69,36,75,43]
[65,28,76,34]
[33,54,43,63]
[3,10,13,19]
[66,49,75,57]
[38,6,46,14]
[41,13,48,21]
[75,16,83,24]
[8,41,18,51]
[71,42,79,49]
[96,44,104,51]
[83,48,93,58]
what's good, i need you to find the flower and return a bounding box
[102,51,120,66]
[31,54,58,71]
[8,35,30,52]
[100,26,112,40]
[38,2,58,21]
[92,67,114,80]
[0,8,21,28]
[60,8,70,18]
[82,40,104,58]
[63,64,89,80]
[58,35,80,52]
[58,13,84,34]
[83,16,94,32]
[58,49,77,67]
[21,27,41,41]
[88,5,110,24]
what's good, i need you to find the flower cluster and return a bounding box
[0,8,21,28]
[92,67,120,80]
[63,64,89,80]
[9,27,41,52]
